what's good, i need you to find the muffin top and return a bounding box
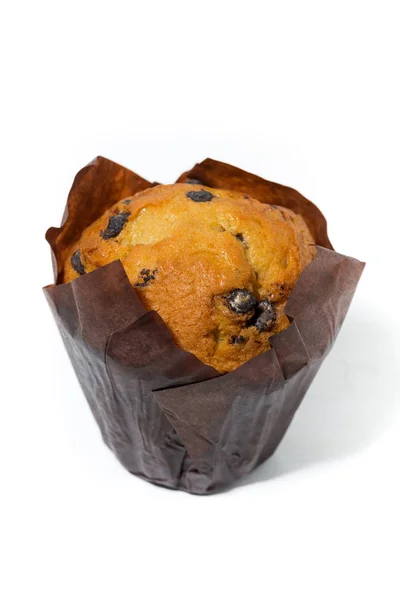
[63,183,316,372]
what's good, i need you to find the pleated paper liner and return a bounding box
[44,157,364,494]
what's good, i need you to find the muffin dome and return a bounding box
[63,183,316,372]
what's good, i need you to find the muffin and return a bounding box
[63,183,316,373]
[45,156,364,494]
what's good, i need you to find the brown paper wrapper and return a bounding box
[44,157,364,494]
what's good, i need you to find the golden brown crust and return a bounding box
[177,158,332,249]
[47,156,154,283]
[63,184,316,373]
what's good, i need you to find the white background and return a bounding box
[1,1,399,599]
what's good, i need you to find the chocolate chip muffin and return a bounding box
[63,183,316,373]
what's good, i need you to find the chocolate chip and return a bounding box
[70,249,85,275]
[122,198,132,205]
[186,190,214,203]
[254,311,275,331]
[186,178,204,185]
[243,195,249,199]
[258,300,273,311]
[226,289,257,314]
[247,299,276,332]
[256,300,276,331]
[101,211,131,239]
[229,335,246,344]
[135,268,157,288]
